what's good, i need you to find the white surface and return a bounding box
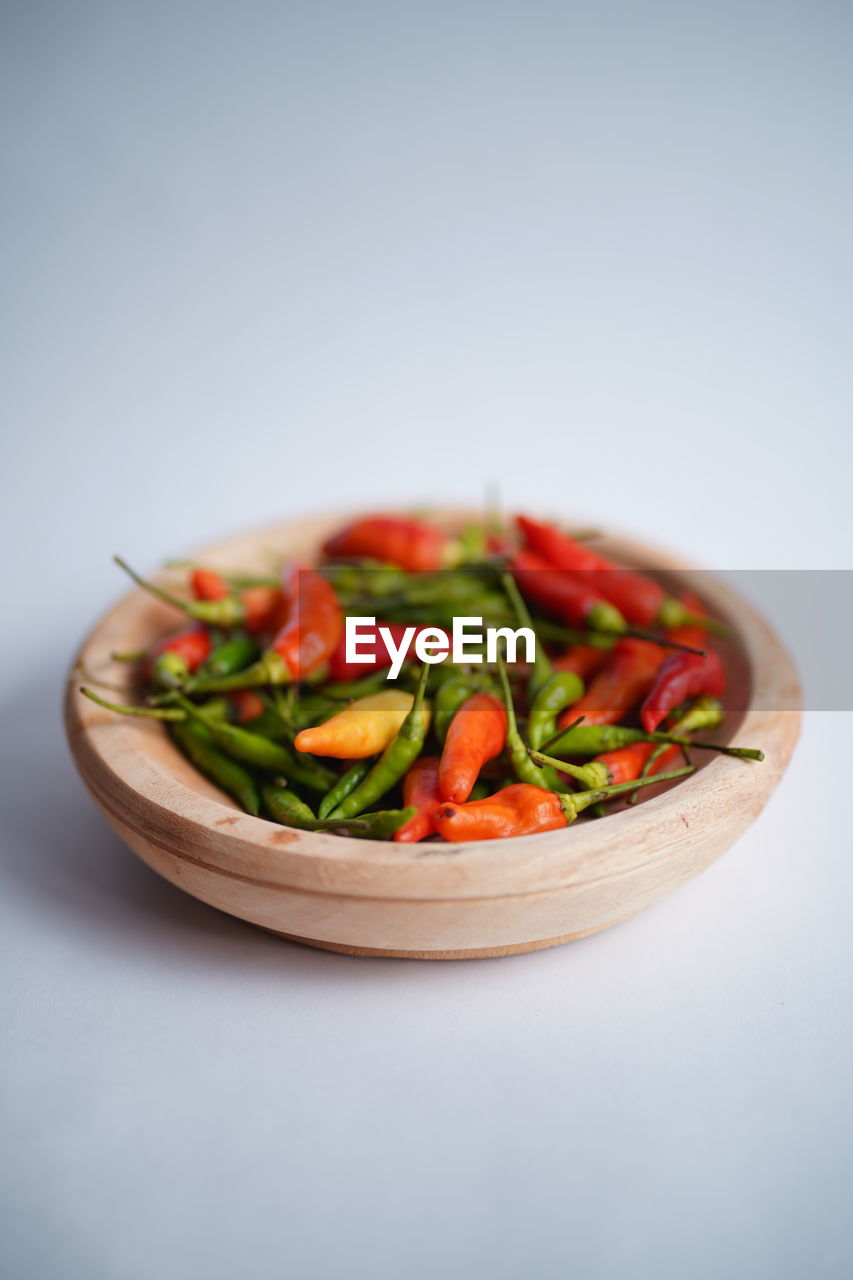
[2,3,851,1277]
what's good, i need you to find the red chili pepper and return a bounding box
[640,650,725,733]
[557,637,664,729]
[230,689,266,723]
[239,585,284,634]
[640,592,725,733]
[191,568,281,634]
[438,693,507,803]
[511,548,626,632]
[517,514,711,630]
[394,757,443,843]
[552,643,613,682]
[323,515,446,572]
[326,622,450,682]
[272,564,343,680]
[191,568,231,601]
[142,624,212,682]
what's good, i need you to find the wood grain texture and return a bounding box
[64,511,802,959]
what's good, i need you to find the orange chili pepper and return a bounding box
[594,740,681,785]
[557,637,664,729]
[438,693,507,803]
[436,784,568,841]
[394,757,443,843]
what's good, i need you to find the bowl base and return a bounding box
[257,915,635,960]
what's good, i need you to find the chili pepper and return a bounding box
[394,757,443,842]
[552,642,613,682]
[438,694,507,803]
[501,569,552,695]
[189,563,281,632]
[511,548,627,633]
[516,515,727,633]
[318,759,373,819]
[327,622,451,682]
[142,624,212,688]
[290,692,340,730]
[639,648,725,734]
[540,720,764,761]
[265,786,416,838]
[294,688,426,759]
[194,635,260,683]
[327,621,412,681]
[635,695,726,786]
[170,719,260,815]
[115,557,259,628]
[495,651,565,790]
[527,671,585,750]
[229,689,266,723]
[185,565,342,691]
[191,567,230,600]
[185,567,283,633]
[174,695,305,775]
[322,562,411,598]
[322,515,446,572]
[556,637,663,729]
[436,767,694,841]
[323,669,403,700]
[434,674,480,742]
[167,696,336,791]
[529,742,681,790]
[326,664,431,819]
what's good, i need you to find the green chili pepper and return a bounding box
[194,634,259,682]
[150,650,193,690]
[495,652,566,790]
[171,720,260,815]
[264,785,414,838]
[174,697,337,788]
[343,807,416,839]
[501,570,552,696]
[541,721,764,761]
[323,669,399,700]
[527,671,585,750]
[318,760,373,819]
[327,663,431,819]
[176,696,296,771]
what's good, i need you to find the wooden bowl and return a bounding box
[65,512,801,959]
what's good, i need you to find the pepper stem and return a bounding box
[527,748,607,789]
[501,570,552,691]
[113,556,191,614]
[561,765,695,821]
[80,687,184,720]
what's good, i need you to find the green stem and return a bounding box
[80,687,184,720]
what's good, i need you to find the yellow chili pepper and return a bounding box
[293,690,430,759]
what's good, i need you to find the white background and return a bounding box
[2,3,851,1277]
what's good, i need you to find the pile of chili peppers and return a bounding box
[81,511,764,843]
